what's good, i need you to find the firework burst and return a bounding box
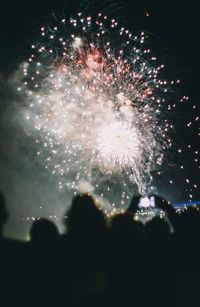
[20,13,175,210]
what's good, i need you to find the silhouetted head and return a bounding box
[145,216,170,243]
[66,194,106,239]
[30,218,59,245]
[0,191,9,236]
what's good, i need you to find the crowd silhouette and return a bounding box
[0,190,200,307]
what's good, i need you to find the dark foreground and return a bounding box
[0,192,200,307]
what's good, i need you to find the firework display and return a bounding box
[20,13,197,210]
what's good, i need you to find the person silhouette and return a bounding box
[62,194,108,307]
[30,218,59,247]
[28,218,61,307]
[0,190,27,307]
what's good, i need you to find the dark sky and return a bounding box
[0,0,199,87]
[0,0,199,239]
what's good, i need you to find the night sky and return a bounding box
[0,0,199,239]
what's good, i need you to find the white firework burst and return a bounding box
[96,121,140,169]
[20,13,174,210]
